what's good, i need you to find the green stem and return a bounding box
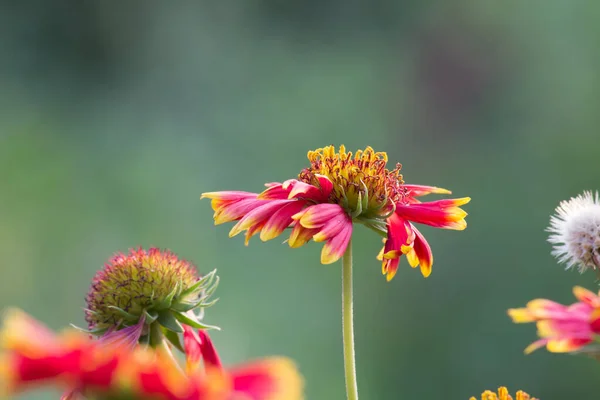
[342,238,358,400]
[149,323,183,373]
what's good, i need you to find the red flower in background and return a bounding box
[508,286,600,354]
[0,309,303,400]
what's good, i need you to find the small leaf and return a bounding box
[171,297,219,313]
[70,324,108,336]
[174,312,220,331]
[153,282,179,311]
[351,192,363,218]
[360,179,369,211]
[180,270,216,298]
[144,310,159,323]
[202,275,220,299]
[107,306,139,322]
[157,311,184,333]
[163,328,184,352]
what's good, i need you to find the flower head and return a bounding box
[84,248,219,348]
[469,387,537,400]
[202,145,470,280]
[547,191,600,272]
[508,286,600,354]
[0,309,303,400]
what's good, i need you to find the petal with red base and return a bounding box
[320,220,353,264]
[1,310,304,400]
[213,198,266,225]
[410,226,434,278]
[380,214,414,281]
[260,201,308,242]
[395,197,470,230]
[287,223,320,249]
[404,184,452,197]
[294,203,347,229]
[229,200,293,238]
[230,357,303,400]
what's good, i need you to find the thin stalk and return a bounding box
[342,238,358,400]
[149,323,184,373]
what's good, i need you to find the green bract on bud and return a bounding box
[82,248,219,349]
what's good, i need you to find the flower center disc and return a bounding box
[298,145,406,219]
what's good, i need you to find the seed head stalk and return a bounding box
[149,322,183,373]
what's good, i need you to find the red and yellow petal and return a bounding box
[287,224,319,249]
[294,203,346,229]
[286,180,324,201]
[379,214,416,281]
[313,215,352,243]
[382,214,414,258]
[395,197,471,230]
[183,326,202,374]
[229,200,293,238]
[381,256,400,282]
[201,191,257,212]
[2,311,304,400]
[573,286,600,308]
[403,184,452,197]
[591,308,600,333]
[545,337,591,353]
[258,182,292,200]
[507,308,536,323]
[260,201,307,242]
[213,198,266,225]
[411,226,433,278]
[229,357,304,400]
[320,221,353,264]
[313,174,334,199]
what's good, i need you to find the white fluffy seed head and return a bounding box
[547,191,600,272]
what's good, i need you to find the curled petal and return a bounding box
[287,180,324,201]
[381,255,400,282]
[380,214,415,281]
[183,326,202,374]
[197,331,222,369]
[411,226,433,278]
[259,182,291,200]
[314,174,334,199]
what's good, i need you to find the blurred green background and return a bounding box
[1,2,600,399]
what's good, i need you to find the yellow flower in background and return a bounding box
[470,387,538,400]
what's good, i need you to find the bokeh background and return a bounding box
[1,2,600,399]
